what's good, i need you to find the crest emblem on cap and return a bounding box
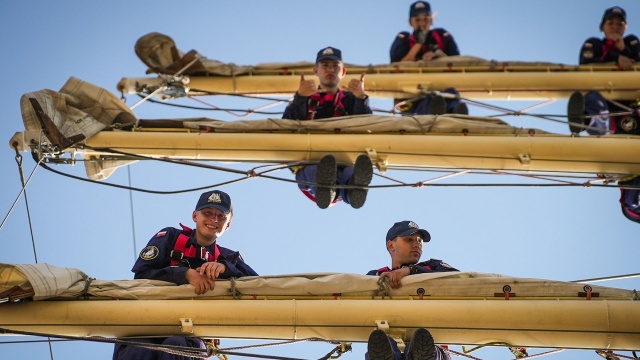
[208,192,222,204]
[611,7,623,15]
[408,221,419,229]
[322,47,335,56]
[414,2,426,9]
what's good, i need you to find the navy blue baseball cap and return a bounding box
[316,47,342,63]
[600,6,626,29]
[386,221,431,242]
[195,190,232,214]
[410,1,431,18]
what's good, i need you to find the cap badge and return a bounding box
[322,48,335,56]
[408,221,419,229]
[208,192,222,204]
[414,2,426,9]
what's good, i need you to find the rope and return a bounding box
[373,277,392,298]
[228,278,241,299]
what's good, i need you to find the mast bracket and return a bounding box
[518,153,531,166]
[366,148,388,173]
[180,318,194,333]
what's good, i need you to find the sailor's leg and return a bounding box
[442,87,467,114]
[158,336,206,360]
[583,90,610,135]
[112,338,162,360]
[365,329,401,360]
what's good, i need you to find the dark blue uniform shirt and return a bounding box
[390,28,460,63]
[579,35,640,64]
[367,258,459,276]
[282,91,371,120]
[132,225,258,284]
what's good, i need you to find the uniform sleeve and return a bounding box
[441,30,460,56]
[217,249,259,277]
[390,31,412,62]
[415,259,459,273]
[131,228,190,285]
[579,37,601,64]
[621,35,640,61]
[282,93,309,120]
[366,269,378,276]
[343,92,372,116]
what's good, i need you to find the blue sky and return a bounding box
[1,1,639,359]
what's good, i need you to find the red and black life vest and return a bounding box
[306,90,346,120]
[601,39,619,62]
[169,224,220,266]
[408,30,445,57]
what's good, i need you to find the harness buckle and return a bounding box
[170,250,184,261]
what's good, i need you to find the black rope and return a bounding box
[136,94,284,115]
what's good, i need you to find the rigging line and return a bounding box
[516,99,559,114]
[0,329,208,359]
[490,171,583,185]
[515,348,565,359]
[0,151,40,231]
[188,95,286,118]
[127,167,138,262]
[135,94,283,115]
[389,166,600,181]
[37,161,249,194]
[189,88,294,103]
[572,273,640,283]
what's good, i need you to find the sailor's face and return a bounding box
[314,60,346,89]
[409,13,432,31]
[193,207,231,245]
[602,16,627,38]
[388,233,423,265]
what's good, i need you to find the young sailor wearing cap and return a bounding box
[365,220,458,360]
[114,190,258,360]
[390,1,467,116]
[568,6,640,135]
[282,46,374,210]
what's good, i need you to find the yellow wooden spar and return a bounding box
[117,63,640,101]
[1,264,639,351]
[11,76,640,180]
[1,299,639,351]
[117,66,640,100]
[81,130,640,175]
[119,32,640,101]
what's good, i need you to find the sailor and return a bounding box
[282,46,374,209]
[390,1,467,116]
[568,6,640,135]
[113,190,257,360]
[365,220,458,360]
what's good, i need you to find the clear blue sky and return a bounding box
[1,1,638,359]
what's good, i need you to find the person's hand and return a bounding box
[421,51,436,61]
[618,54,635,70]
[185,268,216,295]
[197,261,227,279]
[378,267,410,289]
[345,73,367,99]
[296,74,317,97]
[609,34,625,51]
[413,30,428,44]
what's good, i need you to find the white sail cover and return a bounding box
[1,263,636,301]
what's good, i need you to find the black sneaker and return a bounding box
[567,91,585,134]
[427,95,446,115]
[315,155,337,209]
[348,155,373,209]
[367,330,395,360]
[453,102,468,115]
[406,328,436,360]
